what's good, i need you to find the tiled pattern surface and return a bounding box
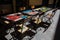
[32,10,60,40]
[5,10,60,40]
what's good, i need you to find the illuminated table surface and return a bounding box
[17,24,29,33]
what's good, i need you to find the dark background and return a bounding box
[0,0,60,13]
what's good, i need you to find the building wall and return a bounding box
[48,0,54,4]
[0,4,12,14]
[29,0,42,6]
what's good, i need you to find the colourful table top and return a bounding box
[40,7,51,12]
[22,10,38,15]
[34,7,51,12]
[22,10,32,14]
[3,13,28,21]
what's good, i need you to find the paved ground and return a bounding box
[4,10,60,40]
[32,10,60,40]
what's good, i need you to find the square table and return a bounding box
[34,7,51,12]
[0,13,28,32]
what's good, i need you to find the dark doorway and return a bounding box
[42,0,49,6]
[56,0,60,8]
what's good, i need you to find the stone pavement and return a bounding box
[32,10,60,40]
